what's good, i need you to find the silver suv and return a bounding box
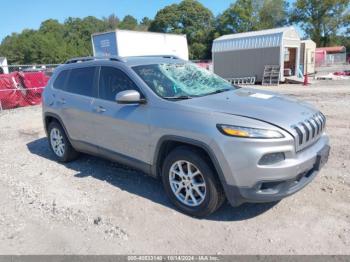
[42,56,330,217]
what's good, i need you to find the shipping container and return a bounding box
[92,30,189,60]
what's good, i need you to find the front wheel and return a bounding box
[48,121,79,162]
[162,147,225,217]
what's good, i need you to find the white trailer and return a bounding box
[92,30,189,60]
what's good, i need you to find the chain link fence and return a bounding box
[0,64,59,112]
[316,53,347,67]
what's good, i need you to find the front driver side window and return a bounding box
[99,66,140,101]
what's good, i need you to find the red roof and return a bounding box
[316,46,346,53]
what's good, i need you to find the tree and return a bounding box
[0,33,26,64]
[138,17,152,31]
[39,19,64,34]
[332,35,350,51]
[149,4,182,33]
[216,0,289,35]
[291,0,350,47]
[119,15,138,30]
[259,0,289,29]
[3,0,344,64]
[62,16,109,57]
[149,0,215,59]
[0,15,115,64]
[103,14,120,30]
[216,0,261,35]
[37,19,72,62]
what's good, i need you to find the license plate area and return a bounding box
[314,145,330,171]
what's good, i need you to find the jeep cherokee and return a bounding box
[42,56,330,217]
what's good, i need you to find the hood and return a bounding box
[180,88,319,133]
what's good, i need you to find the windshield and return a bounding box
[133,63,236,99]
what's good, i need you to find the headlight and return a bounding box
[217,124,284,139]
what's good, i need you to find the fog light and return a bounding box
[259,152,285,165]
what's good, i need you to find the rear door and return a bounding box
[57,66,99,145]
[93,66,151,164]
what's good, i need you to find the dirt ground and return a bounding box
[0,80,349,255]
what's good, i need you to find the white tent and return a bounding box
[0,57,9,74]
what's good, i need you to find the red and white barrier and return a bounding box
[0,71,49,110]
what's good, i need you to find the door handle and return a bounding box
[95,106,106,113]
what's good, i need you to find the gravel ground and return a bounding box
[0,80,349,254]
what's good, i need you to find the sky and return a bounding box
[0,0,236,41]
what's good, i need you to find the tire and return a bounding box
[161,146,225,217]
[47,121,79,162]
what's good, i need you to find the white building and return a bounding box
[300,40,316,75]
[212,27,301,82]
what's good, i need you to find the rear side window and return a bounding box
[53,70,69,90]
[65,67,97,97]
[99,66,140,101]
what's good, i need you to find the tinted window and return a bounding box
[99,67,139,101]
[53,70,69,90]
[66,67,97,97]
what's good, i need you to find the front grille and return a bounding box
[291,112,326,152]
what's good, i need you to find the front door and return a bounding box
[93,66,151,164]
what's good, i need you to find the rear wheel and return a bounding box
[162,147,225,217]
[48,121,79,162]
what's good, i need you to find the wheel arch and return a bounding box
[44,112,70,140]
[152,136,227,185]
[152,135,243,206]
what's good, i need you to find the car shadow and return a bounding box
[27,137,278,221]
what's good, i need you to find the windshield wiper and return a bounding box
[163,95,193,100]
[201,89,232,97]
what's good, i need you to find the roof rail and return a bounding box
[160,55,180,59]
[65,56,125,64]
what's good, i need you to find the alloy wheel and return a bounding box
[169,160,207,207]
[50,128,65,157]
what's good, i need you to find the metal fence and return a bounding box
[0,64,59,112]
[316,53,347,67]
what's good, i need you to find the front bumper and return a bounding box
[210,133,330,206]
[226,156,327,206]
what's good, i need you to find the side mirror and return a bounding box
[115,90,145,104]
